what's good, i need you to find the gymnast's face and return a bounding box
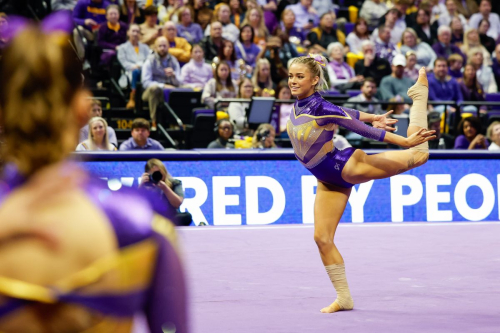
[288,63,319,100]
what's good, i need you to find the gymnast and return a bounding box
[286,54,435,313]
[0,13,187,332]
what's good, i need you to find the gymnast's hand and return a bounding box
[405,128,436,148]
[372,111,398,131]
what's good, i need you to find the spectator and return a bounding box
[467,47,498,93]
[326,42,362,91]
[202,61,238,108]
[307,12,346,52]
[454,116,489,149]
[180,44,213,89]
[439,0,467,28]
[404,51,419,81]
[261,0,279,34]
[176,6,203,44]
[428,57,463,113]
[235,25,263,67]
[486,121,500,151]
[73,0,109,29]
[72,0,110,58]
[378,0,414,34]
[52,0,78,11]
[190,0,213,30]
[492,44,500,88]
[354,40,392,86]
[373,24,398,64]
[120,0,144,25]
[97,4,128,65]
[469,0,500,41]
[139,5,161,47]
[450,16,465,47]
[118,24,151,109]
[379,54,415,102]
[228,78,255,134]
[460,28,491,66]
[79,100,117,146]
[229,0,244,28]
[311,0,336,18]
[140,158,191,225]
[273,85,293,136]
[459,63,488,113]
[359,0,388,31]
[430,0,449,26]
[76,117,117,151]
[427,111,455,149]
[344,78,383,114]
[413,8,438,46]
[346,18,370,54]
[119,118,165,150]
[372,8,404,45]
[264,34,298,84]
[432,25,466,61]
[478,19,496,54]
[159,0,183,25]
[141,37,180,129]
[241,7,269,45]
[217,39,240,81]
[205,4,239,43]
[285,0,319,32]
[447,53,464,79]
[200,21,223,62]
[277,8,306,44]
[452,0,478,19]
[208,119,235,148]
[163,21,192,64]
[252,58,275,95]
[252,123,277,148]
[400,27,436,70]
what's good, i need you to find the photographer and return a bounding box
[252,123,277,148]
[139,158,192,226]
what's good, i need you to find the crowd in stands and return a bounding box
[3,0,500,151]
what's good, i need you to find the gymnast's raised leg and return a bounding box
[317,67,430,313]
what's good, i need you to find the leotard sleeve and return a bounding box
[322,103,386,142]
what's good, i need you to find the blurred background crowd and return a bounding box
[1,0,500,151]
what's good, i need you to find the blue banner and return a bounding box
[82,158,500,225]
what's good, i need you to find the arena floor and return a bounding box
[178,222,500,333]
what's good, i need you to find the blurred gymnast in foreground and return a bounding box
[0,13,188,332]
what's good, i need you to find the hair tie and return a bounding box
[308,53,326,67]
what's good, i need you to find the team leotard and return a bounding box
[287,92,386,188]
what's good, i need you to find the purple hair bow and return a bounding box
[308,53,326,67]
[2,10,74,42]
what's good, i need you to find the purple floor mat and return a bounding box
[178,223,500,333]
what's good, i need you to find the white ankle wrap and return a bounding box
[325,263,354,310]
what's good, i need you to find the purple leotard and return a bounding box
[287,92,386,188]
[0,164,188,332]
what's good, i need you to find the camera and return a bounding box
[149,171,163,184]
[257,129,270,141]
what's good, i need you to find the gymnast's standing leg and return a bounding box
[316,67,430,313]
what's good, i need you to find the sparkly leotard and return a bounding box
[287,92,386,188]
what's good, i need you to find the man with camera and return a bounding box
[139,158,192,226]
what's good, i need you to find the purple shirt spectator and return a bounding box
[448,68,463,79]
[98,22,128,50]
[73,0,110,29]
[285,2,319,31]
[176,22,204,44]
[374,37,397,64]
[432,42,466,61]
[180,58,213,89]
[235,41,261,67]
[119,137,165,150]
[428,74,463,104]
[454,134,489,149]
